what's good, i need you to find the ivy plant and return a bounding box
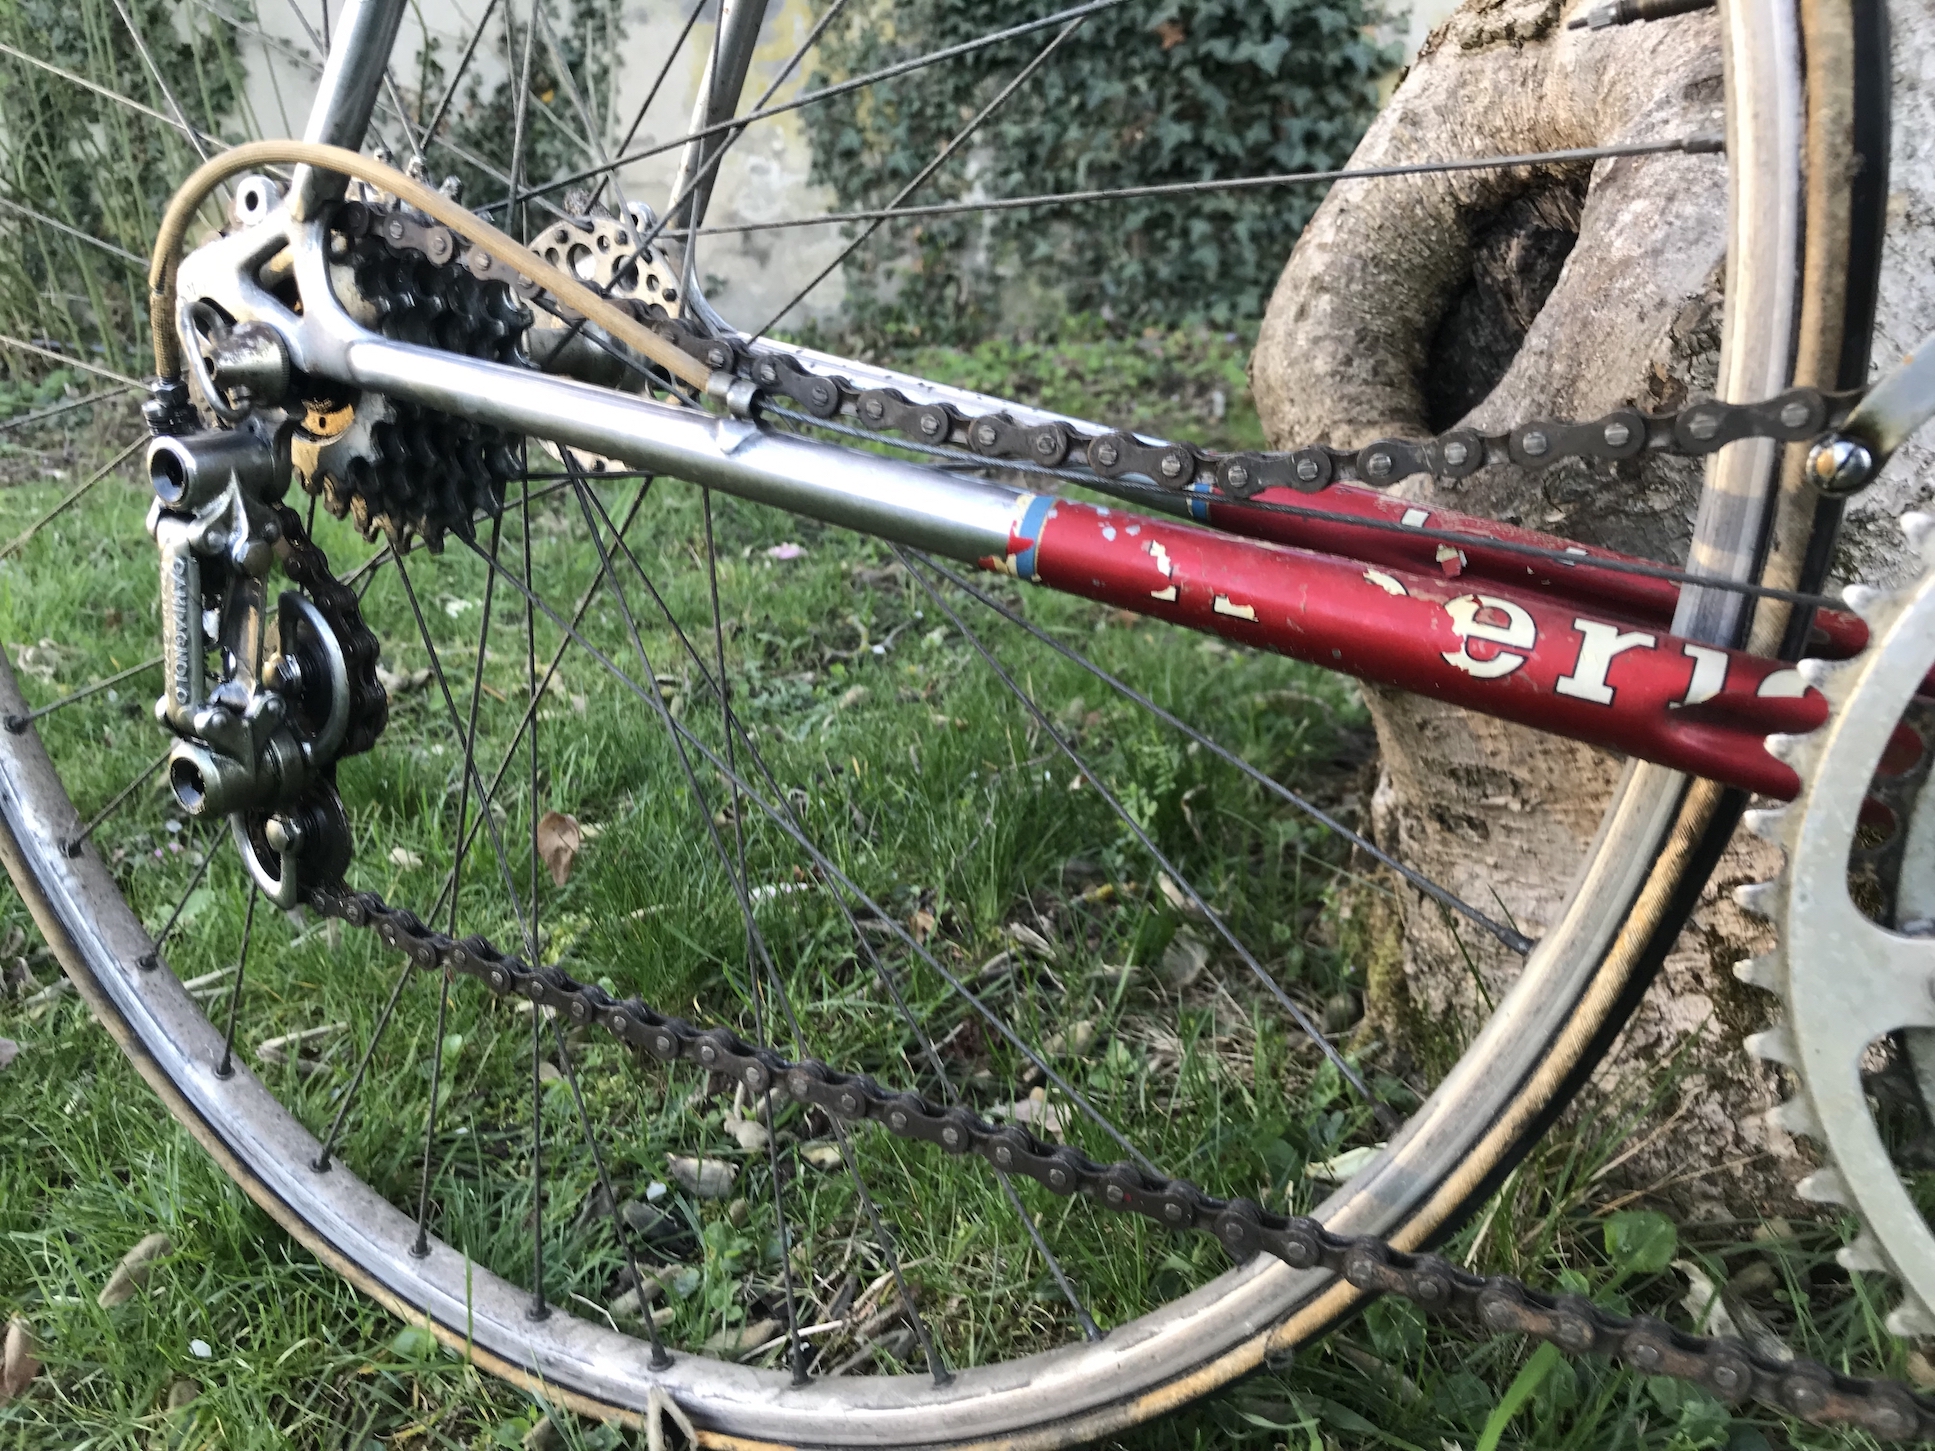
[800,0,1396,346]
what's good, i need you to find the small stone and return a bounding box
[727,1197,750,1228]
[187,1338,212,1360]
[724,1115,770,1153]
[166,1378,200,1411]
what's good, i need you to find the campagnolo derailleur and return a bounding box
[145,404,361,909]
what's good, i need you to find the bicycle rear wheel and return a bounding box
[0,0,1889,1443]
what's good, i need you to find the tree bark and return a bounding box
[1252,0,1935,1219]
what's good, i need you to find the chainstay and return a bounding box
[304,878,1931,1439]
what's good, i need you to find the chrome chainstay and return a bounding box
[300,878,1931,1438]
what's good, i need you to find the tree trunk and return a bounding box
[1251,0,1935,1219]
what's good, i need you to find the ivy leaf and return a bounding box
[1604,1210,1678,1275]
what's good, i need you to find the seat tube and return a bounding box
[288,0,412,219]
[667,0,770,234]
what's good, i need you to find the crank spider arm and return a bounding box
[177,212,1824,799]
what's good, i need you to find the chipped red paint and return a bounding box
[998,493,1825,799]
[1192,481,1873,664]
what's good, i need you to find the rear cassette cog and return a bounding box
[1737,511,1935,1338]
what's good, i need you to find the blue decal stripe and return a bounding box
[1011,494,1056,580]
[1187,481,1213,522]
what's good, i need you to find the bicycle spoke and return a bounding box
[414,962,451,1255]
[583,483,1100,1340]
[749,10,1091,341]
[694,135,1725,236]
[0,335,141,388]
[110,0,212,162]
[63,749,168,858]
[420,480,655,928]
[0,385,136,437]
[544,1014,672,1366]
[907,551,1533,956]
[896,546,1400,1134]
[0,195,145,269]
[506,0,541,240]
[459,529,1158,1172]
[418,0,502,146]
[595,0,706,211]
[389,549,534,950]
[142,833,223,971]
[0,42,221,151]
[2,438,147,563]
[310,948,419,1172]
[494,0,1129,212]
[6,655,161,735]
[558,467,817,1377]
[214,884,258,1079]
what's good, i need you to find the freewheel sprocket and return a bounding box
[1737,511,1935,1338]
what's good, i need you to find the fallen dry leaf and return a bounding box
[1005,922,1055,958]
[1,1316,38,1401]
[0,1038,17,1072]
[666,1154,737,1199]
[1042,1020,1095,1058]
[991,1088,1067,1138]
[702,1316,780,1358]
[375,664,432,695]
[724,1114,771,1153]
[837,685,869,710]
[800,1140,843,1171]
[1303,1143,1384,1185]
[1161,928,1209,988]
[537,810,583,888]
[1156,872,1202,916]
[166,1378,200,1410]
[909,908,936,943]
[1155,18,1186,48]
[388,845,424,871]
[98,1231,172,1307]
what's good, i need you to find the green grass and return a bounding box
[0,341,1908,1451]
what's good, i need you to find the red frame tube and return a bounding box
[985,490,1825,800]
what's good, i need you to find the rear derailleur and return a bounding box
[143,389,380,907]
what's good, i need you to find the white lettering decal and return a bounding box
[1146,541,1178,602]
[1555,619,1656,705]
[1441,594,1537,679]
[1678,643,1729,707]
[1363,569,1408,596]
[1757,668,1806,699]
[1401,507,1430,528]
[1212,595,1257,621]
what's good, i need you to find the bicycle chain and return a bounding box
[655,323,1862,494]
[285,873,1927,1437]
[366,210,1865,494]
[301,212,1921,1429]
